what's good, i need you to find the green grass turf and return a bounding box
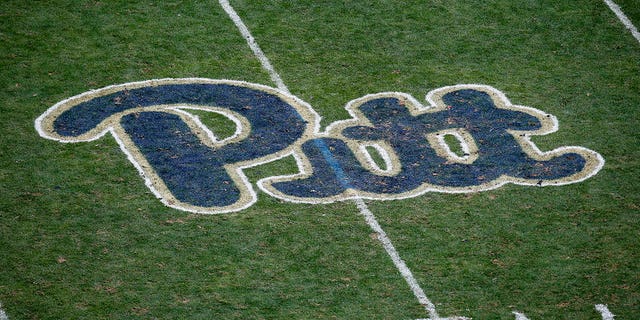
[1,0,639,319]
[615,0,640,25]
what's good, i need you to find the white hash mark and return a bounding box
[512,311,530,320]
[595,304,615,320]
[0,302,9,320]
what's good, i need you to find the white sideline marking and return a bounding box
[603,0,640,44]
[218,1,458,319]
[595,304,615,320]
[0,302,9,320]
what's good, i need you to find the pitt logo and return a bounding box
[36,78,604,214]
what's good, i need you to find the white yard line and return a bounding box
[218,0,290,94]
[603,0,640,44]
[355,198,442,319]
[218,1,448,319]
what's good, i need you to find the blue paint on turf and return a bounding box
[47,83,593,207]
[272,89,587,198]
[52,83,309,207]
[313,138,354,189]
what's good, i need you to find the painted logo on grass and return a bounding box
[36,78,604,214]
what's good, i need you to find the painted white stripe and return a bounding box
[0,302,9,320]
[595,304,615,320]
[218,0,291,94]
[603,0,640,44]
[355,198,444,320]
[512,311,530,320]
[218,1,462,319]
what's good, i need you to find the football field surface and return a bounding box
[1,1,639,319]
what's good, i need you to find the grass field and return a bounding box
[1,0,639,319]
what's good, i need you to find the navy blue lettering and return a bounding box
[270,89,588,199]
